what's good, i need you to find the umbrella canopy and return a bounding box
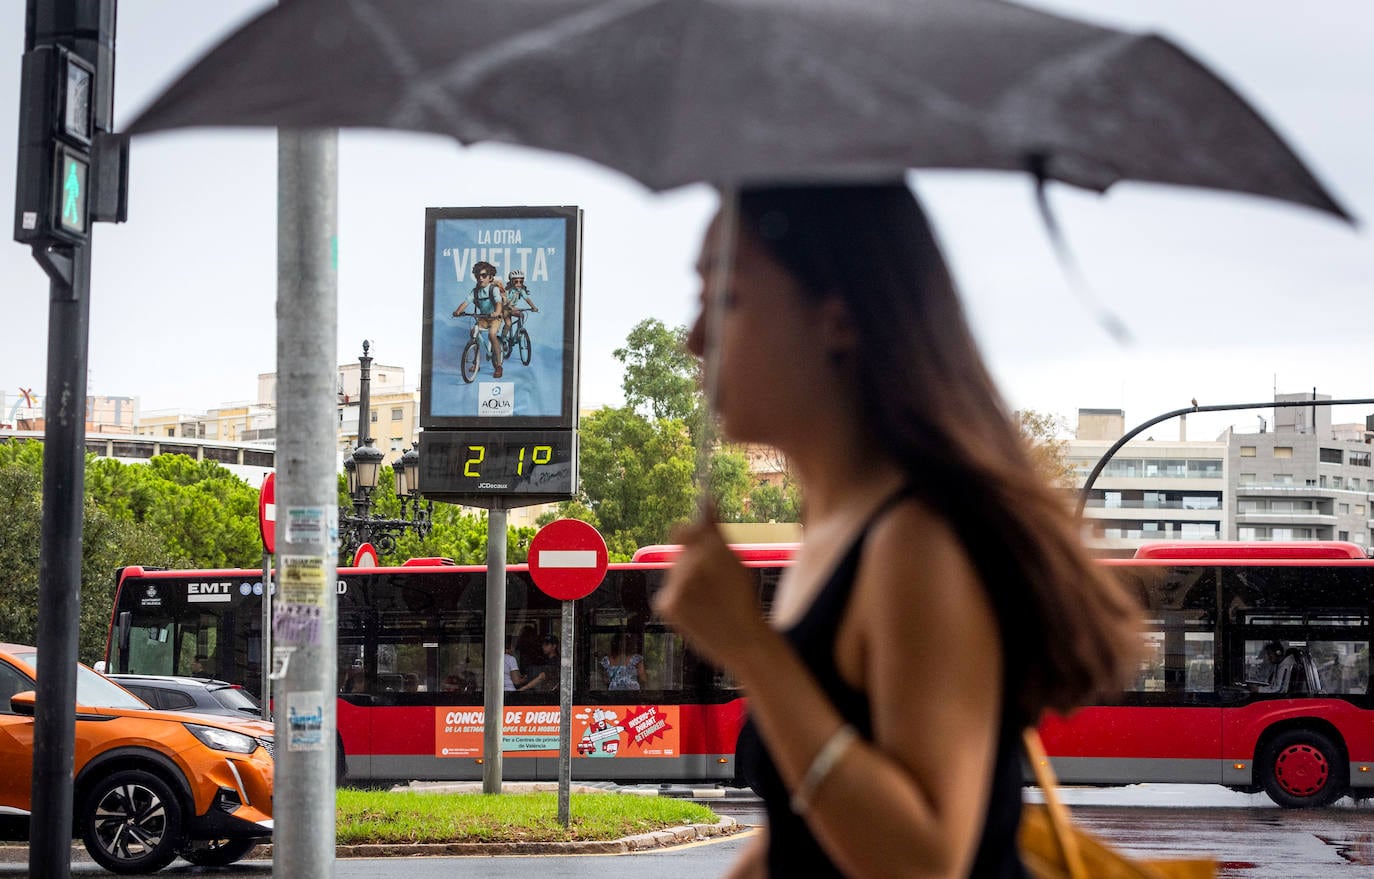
[129,0,1349,219]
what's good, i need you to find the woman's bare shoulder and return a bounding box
[865,497,970,572]
[854,497,992,632]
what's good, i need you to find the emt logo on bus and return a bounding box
[187,581,233,602]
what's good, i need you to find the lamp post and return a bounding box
[338,342,432,556]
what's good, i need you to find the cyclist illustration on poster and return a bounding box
[427,212,573,420]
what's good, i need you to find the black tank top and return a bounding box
[736,493,1028,878]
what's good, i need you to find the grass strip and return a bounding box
[335,790,720,844]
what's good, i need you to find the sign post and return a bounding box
[258,473,276,720]
[527,519,608,827]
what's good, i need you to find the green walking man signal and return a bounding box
[59,148,87,235]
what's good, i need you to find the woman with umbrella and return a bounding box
[656,183,1142,879]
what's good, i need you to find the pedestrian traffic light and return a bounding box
[14,45,95,245]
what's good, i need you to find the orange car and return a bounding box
[0,643,274,873]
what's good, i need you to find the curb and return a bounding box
[332,817,741,858]
[657,787,759,799]
[0,817,743,862]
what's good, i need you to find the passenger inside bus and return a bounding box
[518,635,560,692]
[341,666,367,694]
[600,634,646,690]
[441,672,475,693]
[504,641,528,691]
[1252,641,1300,693]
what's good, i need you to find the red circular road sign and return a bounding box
[258,473,276,554]
[528,519,608,601]
[352,542,379,568]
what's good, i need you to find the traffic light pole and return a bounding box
[29,242,91,879]
[16,2,119,876]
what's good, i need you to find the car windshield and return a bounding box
[11,651,149,710]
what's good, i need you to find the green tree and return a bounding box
[566,320,807,556]
[0,442,181,662]
[352,467,535,566]
[571,406,697,552]
[613,319,699,424]
[85,454,262,569]
[707,448,753,523]
[747,480,802,523]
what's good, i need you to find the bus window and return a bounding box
[1310,640,1369,694]
[1130,611,1213,697]
[125,621,174,676]
[439,612,483,695]
[1132,628,1165,693]
[1184,631,1215,693]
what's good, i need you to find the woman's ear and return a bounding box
[818,295,858,362]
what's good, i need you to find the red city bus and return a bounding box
[1036,541,1374,807]
[105,541,1373,805]
[104,546,795,786]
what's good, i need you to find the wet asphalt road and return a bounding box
[5,786,1371,877]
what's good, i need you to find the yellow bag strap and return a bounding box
[1023,729,1088,879]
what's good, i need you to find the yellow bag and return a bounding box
[1019,731,1216,879]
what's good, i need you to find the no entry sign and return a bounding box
[528,519,608,601]
[258,473,276,554]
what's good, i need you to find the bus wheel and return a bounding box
[1260,729,1346,808]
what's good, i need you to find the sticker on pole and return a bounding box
[528,519,608,601]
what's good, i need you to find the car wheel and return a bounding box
[181,837,260,867]
[79,769,185,874]
[1259,729,1347,808]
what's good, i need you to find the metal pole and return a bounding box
[483,503,509,793]
[273,127,338,878]
[558,599,574,826]
[29,241,90,879]
[261,548,272,720]
[356,341,371,451]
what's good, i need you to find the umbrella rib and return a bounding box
[389,0,674,136]
[347,0,424,79]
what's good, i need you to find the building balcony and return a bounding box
[1233,513,1336,528]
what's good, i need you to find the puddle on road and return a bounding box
[1317,832,1374,865]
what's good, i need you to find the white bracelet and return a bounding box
[790,723,859,814]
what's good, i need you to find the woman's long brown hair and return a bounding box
[737,183,1141,726]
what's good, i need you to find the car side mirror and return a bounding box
[10,691,36,717]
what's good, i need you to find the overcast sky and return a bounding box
[1,1,1370,443]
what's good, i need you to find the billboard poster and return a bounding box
[421,206,581,431]
[434,704,680,759]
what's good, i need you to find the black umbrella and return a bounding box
[128,0,1349,219]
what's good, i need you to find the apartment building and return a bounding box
[1228,393,1374,550]
[1068,409,1227,558]
[1069,395,1374,558]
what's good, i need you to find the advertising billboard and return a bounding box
[421,206,581,429]
[419,206,582,505]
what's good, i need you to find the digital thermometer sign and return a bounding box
[420,430,575,504]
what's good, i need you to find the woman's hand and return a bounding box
[655,505,776,673]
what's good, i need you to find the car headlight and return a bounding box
[184,722,259,754]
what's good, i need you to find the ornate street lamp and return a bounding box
[338,342,433,556]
